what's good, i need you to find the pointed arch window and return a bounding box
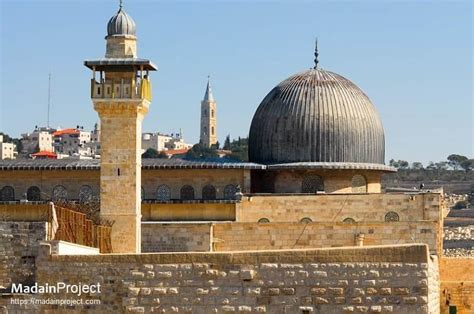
[27,186,41,201]
[0,186,15,201]
[224,184,237,200]
[351,174,367,193]
[157,185,171,201]
[79,185,93,203]
[202,185,216,200]
[180,185,195,200]
[52,185,67,202]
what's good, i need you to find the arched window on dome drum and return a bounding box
[79,185,93,203]
[258,218,270,223]
[351,175,367,193]
[300,217,312,224]
[0,186,15,201]
[52,185,67,202]
[343,218,356,223]
[385,211,400,222]
[156,185,171,202]
[202,185,216,200]
[180,185,195,200]
[27,186,41,201]
[224,184,237,200]
[301,176,324,193]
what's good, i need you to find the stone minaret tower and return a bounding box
[84,2,157,253]
[200,78,217,147]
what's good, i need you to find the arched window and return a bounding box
[224,184,237,200]
[211,127,215,135]
[27,186,41,201]
[385,211,400,222]
[52,185,67,202]
[156,185,171,201]
[202,185,216,200]
[211,110,214,118]
[351,174,367,193]
[302,175,324,193]
[0,186,15,201]
[203,127,207,136]
[343,218,356,223]
[300,217,312,224]
[79,185,93,203]
[258,218,270,223]
[180,185,194,200]
[141,187,145,201]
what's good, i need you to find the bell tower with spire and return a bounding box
[200,77,217,148]
[84,1,157,253]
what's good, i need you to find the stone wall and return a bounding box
[237,193,442,224]
[142,223,211,252]
[213,222,441,255]
[0,222,48,290]
[440,258,474,314]
[0,244,439,313]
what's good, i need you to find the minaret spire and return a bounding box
[313,38,319,69]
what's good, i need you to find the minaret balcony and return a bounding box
[91,78,152,101]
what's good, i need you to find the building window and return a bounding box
[385,211,400,222]
[141,187,145,201]
[211,110,214,117]
[27,186,41,201]
[302,175,324,193]
[156,185,171,202]
[300,217,312,224]
[343,218,356,223]
[258,218,270,223]
[78,185,93,203]
[224,184,237,200]
[202,185,216,200]
[0,186,15,201]
[351,174,367,193]
[211,127,215,135]
[52,185,67,202]
[203,127,207,136]
[180,185,195,200]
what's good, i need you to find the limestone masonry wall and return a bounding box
[1,244,437,313]
[213,222,440,255]
[440,258,474,314]
[236,193,441,224]
[142,223,211,252]
[0,222,47,290]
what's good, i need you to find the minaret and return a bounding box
[84,2,157,253]
[200,77,217,147]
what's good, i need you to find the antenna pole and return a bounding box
[47,73,51,128]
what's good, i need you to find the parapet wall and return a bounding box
[2,244,439,313]
[440,258,474,314]
[237,193,442,223]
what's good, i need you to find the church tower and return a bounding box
[84,2,157,253]
[200,78,217,147]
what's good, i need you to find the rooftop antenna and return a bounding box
[47,73,51,128]
[313,38,319,69]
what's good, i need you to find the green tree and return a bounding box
[460,159,474,172]
[435,162,448,170]
[398,160,409,169]
[185,144,218,159]
[411,162,423,170]
[223,135,231,150]
[142,148,160,158]
[447,154,468,170]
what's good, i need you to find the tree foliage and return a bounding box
[142,148,160,159]
[185,144,219,159]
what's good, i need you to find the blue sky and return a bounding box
[0,0,472,164]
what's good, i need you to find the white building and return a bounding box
[142,132,192,153]
[21,127,54,154]
[53,128,92,157]
[0,135,17,160]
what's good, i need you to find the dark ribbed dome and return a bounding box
[249,68,385,165]
[107,7,136,37]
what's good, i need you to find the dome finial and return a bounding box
[313,38,319,69]
[119,0,123,9]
